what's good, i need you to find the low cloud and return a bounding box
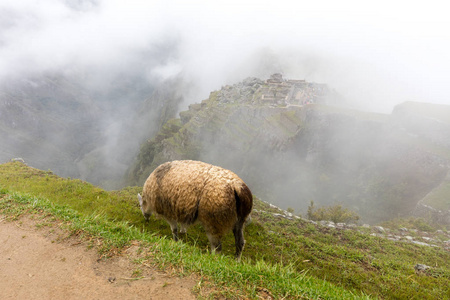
[1,1,449,112]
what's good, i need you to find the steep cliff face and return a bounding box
[129,76,450,223]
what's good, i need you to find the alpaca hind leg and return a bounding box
[233,221,246,261]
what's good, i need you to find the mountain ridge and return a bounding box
[128,75,450,224]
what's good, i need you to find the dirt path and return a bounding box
[0,215,198,300]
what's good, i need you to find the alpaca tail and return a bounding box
[234,183,253,222]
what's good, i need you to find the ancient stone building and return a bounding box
[260,74,327,106]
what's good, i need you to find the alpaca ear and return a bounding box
[138,193,143,206]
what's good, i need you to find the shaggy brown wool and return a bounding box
[139,160,253,260]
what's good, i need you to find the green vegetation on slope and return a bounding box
[1,161,449,299]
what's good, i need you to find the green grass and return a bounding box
[1,161,450,299]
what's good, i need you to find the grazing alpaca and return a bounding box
[138,160,253,260]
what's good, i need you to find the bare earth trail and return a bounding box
[0,216,197,300]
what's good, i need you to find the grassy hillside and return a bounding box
[1,161,449,299]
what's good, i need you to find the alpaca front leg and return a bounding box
[179,224,188,234]
[206,233,222,254]
[167,220,179,241]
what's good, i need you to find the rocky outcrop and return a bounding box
[256,200,450,251]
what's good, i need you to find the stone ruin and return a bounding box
[212,74,332,107]
[260,73,328,106]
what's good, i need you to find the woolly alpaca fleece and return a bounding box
[139,160,253,260]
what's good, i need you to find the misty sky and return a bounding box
[1,0,449,112]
